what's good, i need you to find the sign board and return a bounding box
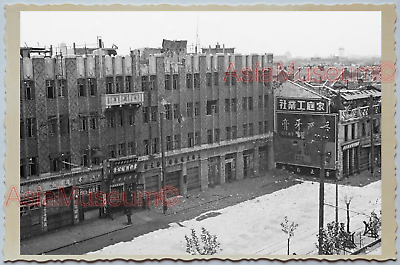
[275,113,337,170]
[112,157,138,174]
[276,97,329,113]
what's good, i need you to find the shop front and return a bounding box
[342,141,360,176]
[208,156,220,187]
[107,157,139,215]
[20,166,103,239]
[224,153,237,182]
[243,149,254,178]
[78,182,102,221]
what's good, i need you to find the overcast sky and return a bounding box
[20,11,381,58]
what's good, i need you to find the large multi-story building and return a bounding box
[19,41,275,239]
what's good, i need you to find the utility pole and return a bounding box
[335,175,339,225]
[369,95,374,175]
[159,108,168,214]
[318,116,330,255]
[318,137,326,255]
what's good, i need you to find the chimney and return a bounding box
[98,37,102,48]
[223,44,225,54]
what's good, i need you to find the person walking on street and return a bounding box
[125,208,132,225]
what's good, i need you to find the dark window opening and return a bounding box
[118,143,126,157]
[108,145,117,158]
[125,76,132,92]
[129,111,135,125]
[195,102,200,116]
[264,95,269,108]
[242,97,247,110]
[174,135,181,149]
[187,102,193,117]
[46,80,56,99]
[78,78,86,97]
[214,128,220,142]
[214,72,219,86]
[248,97,253,110]
[27,157,38,176]
[80,117,88,131]
[90,116,98,130]
[232,126,237,139]
[194,73,200,88]
[24,81,35,100]
[143,107,149,123]
[206,100,218,115]
[186,74,193,89]
[119,110,124,126]
[226,127,231,140]
[173,104,180,119]
[106,77,114,94]
[144,140,150,155]
[165,75,171,90]
[149,75,156,90]
[206,73,212,87]
[152,138,159,154]
[151,106,158,122]
[207,130,213,144]
[107,113,116,128]
[195,131,200,146]
[165,104,172,120]
[26,118,37,138]
[225,99,231,112]
[128,142,135,155]
[116,76,123,93]
[232,98,237,112]
[141,76,148,91]
[88,78,97,96]
[344,125,349,141]
[173,74,179,90]
[188,132,194,147]
[166,136,172,151]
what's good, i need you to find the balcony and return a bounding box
[101,92,144,109]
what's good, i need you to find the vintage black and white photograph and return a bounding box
[5,5,396,260]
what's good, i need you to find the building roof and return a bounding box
[339,89,381,101]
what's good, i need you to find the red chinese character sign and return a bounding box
[275,113,337,169]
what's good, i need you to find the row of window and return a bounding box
[22,73,271,101]
[142,72,271,91]
[142,122,269,156]
[106,76,133,94]
[343,119,380,142]
[108,142,136,159]
[22,80,68,101]
[105,110,135,128]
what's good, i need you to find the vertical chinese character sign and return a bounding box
[275,113,336,169]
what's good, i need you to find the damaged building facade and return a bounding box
[19,41,275,239]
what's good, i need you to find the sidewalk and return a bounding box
[21,170,301,255]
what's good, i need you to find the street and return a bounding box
[87,179,381,255]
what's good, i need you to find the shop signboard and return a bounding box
[275,113,337,170]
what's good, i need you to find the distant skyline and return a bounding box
[21,11,381,58]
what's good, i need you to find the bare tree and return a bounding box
[281,216,299,255]
[344,195,353,233]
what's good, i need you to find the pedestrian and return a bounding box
[124,208,132,225]
[142,196,150,210]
